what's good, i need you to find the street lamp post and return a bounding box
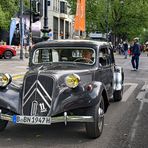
[20,0,24,60]
[41,0,49,41]
[29,0,32,49]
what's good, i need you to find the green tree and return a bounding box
[67,0,148,43]
[140,29,148,43]
[0,0,29,30]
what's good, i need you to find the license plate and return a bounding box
[12,115,51,125]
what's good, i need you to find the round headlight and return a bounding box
[65,74,80,88]
[0,73,12,88]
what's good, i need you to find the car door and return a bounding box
[95,46,113,97]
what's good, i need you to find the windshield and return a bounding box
[33,47,96,65]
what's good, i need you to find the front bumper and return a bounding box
[0,109,94,125]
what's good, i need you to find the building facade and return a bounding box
[41,0,73,40]
[9,0,74,45]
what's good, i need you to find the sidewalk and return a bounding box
[0,55,28,75]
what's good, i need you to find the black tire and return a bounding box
[4,50,13,59]
[113,89,123,102]
[85,96,104,138]
[0,119,8,132]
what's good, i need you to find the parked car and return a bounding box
[0,44,16,59]
[0,40,124,138]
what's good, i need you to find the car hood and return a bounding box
[26,67,94,84]
[0,45,12,48]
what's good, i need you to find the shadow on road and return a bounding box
[0,123,96,147]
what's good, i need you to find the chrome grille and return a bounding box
[22,74,53,116]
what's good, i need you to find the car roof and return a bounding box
[32,39,109,50]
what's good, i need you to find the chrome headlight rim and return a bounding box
[65,73,80,89]
[0,73,12,88]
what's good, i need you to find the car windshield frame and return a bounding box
[32,47,96,66]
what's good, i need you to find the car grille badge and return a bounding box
[39,103,47,113]
[31,101,38,116]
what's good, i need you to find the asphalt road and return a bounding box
[0,53,148,148]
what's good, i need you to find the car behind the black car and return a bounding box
[0,40,124,138]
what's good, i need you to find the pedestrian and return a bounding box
[131,38,141,71]
[123,41,128,59]
[60,30,64,39]
[118,43,124,55]
[24,34,29,58]
[48,29,53,40]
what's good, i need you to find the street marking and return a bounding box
[136,84,147,100]
[12,74,24,80]
[130,82,148,142]
[122,83,138,102]
[130,101,144,142]
[136,82,148,103]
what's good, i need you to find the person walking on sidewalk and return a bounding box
[131,38,141,71]
[123,41,128,59]
[48,29,53,40]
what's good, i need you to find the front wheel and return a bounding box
[85,96,104,138]
[0,119,8,132]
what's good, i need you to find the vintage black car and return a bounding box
[0,40,124,138]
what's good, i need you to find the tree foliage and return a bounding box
[67,0,148,42]
[0,0,29,30]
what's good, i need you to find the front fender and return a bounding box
[51,81,109,116]
[89,82,109,113]
[0,84,22,114]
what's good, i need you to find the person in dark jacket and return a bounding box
[123,41,128,59]
[131,38,141,71]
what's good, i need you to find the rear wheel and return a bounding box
[4,50,12,59]
[85,96,104,138]
[113,89,123,102]
[0,119,8,132]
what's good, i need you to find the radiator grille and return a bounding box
[22,74,54,116]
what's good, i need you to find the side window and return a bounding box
[99,47,110,66]
[33,49,52,63]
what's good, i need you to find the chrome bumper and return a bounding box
[0,109,94,125]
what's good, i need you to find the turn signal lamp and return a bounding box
[0,73,12,88]
[65,74,80,88]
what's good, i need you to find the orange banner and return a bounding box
[74,0,85,32]
[80,0,85,32]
